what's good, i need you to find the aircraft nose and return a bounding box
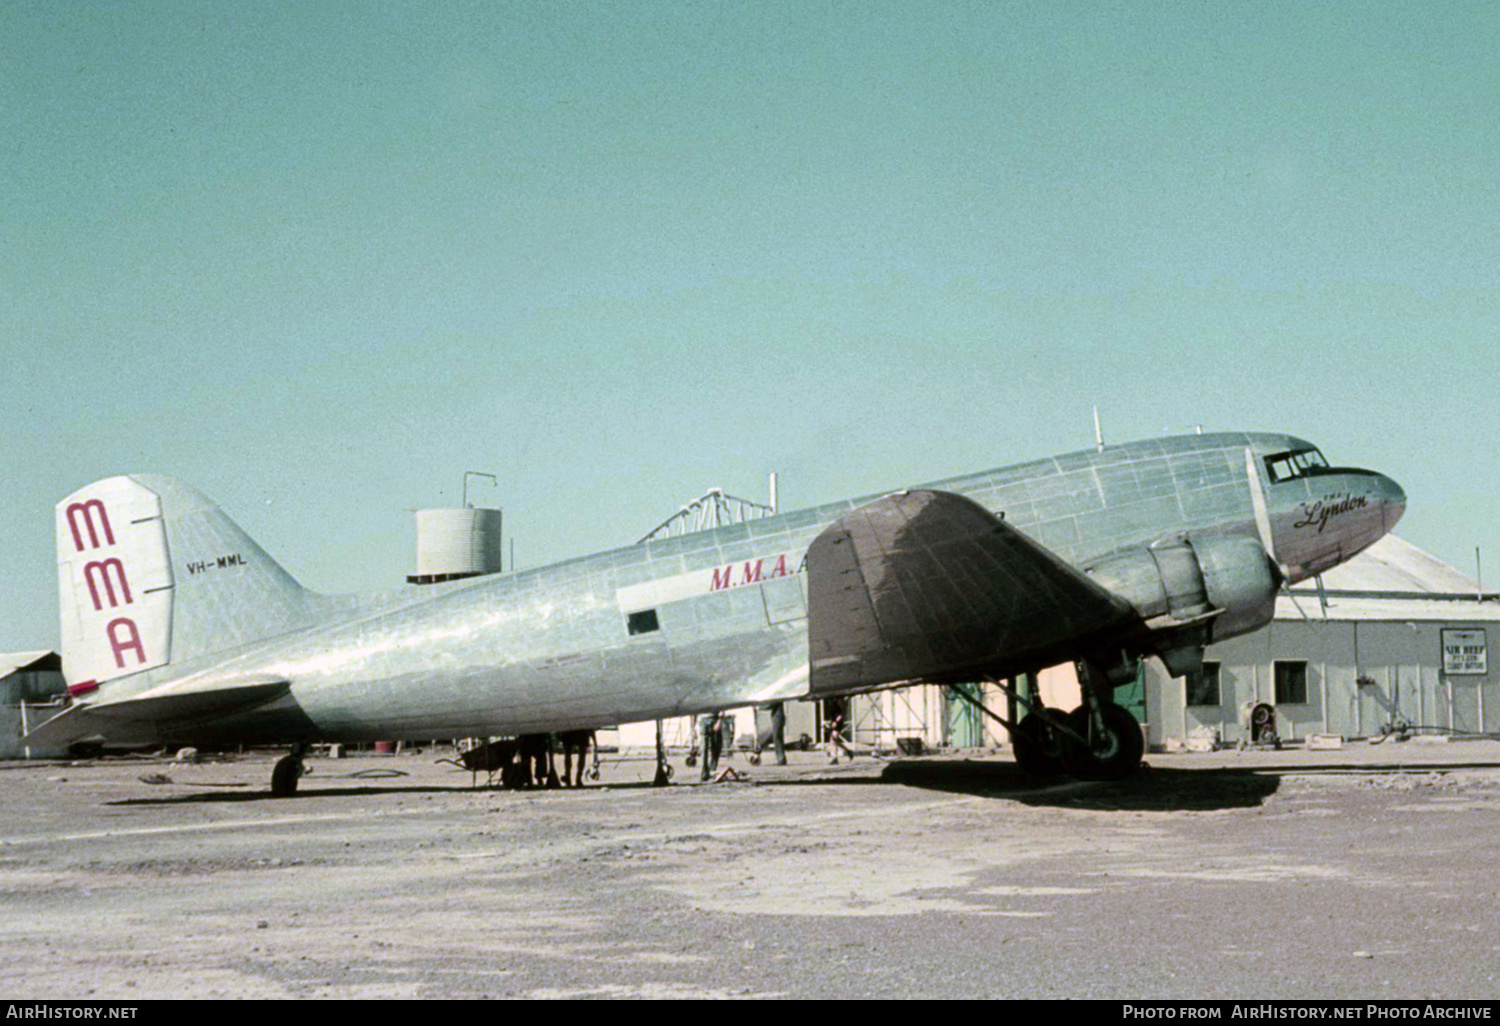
[1375,472,1406,534]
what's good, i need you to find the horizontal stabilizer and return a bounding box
[23,678,291,747]
[806,490,1135,694]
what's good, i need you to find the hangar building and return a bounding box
[840,535,1500,753]
[1151,534,1500,747]
[1,652,67,759]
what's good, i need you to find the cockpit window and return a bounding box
[1263,448,1330,484]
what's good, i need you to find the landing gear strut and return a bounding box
[1059,702,1143,779]
[951,674,1069,777]
[270,744,309,797]
[950,668,1144,780]
[652,719,673,787]
[1061,657,1145,779]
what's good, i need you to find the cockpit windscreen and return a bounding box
[1264,449,1330,484]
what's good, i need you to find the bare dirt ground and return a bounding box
[3,738,1500,1000]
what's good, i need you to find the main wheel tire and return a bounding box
[1060,703,1144,780]
[1011,708,1068,776]
[270,754,303,797]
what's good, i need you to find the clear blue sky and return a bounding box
[4,1,1498,650]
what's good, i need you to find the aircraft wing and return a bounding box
[23,677,291,747]
[806,489,1136,694]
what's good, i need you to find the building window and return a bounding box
[626,609,660,636]
[1274,661,1308,705]
[1187,661,1221,706]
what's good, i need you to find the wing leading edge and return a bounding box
[806,490,1135,694]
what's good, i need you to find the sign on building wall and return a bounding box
[1441,629,1488,676]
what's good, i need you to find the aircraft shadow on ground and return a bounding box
[1239,759,1500,775]
[108,756,1497,809]
[105,777,692,805]
[875,758,1282,811]
[106,784,480,806]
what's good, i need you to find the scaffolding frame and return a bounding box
[851,686,944,751]
[637,487,776,544]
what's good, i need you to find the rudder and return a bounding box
[56,475,312,695]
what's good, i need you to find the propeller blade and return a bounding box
[1244,446,1281,570]
[1245,447,1318,621]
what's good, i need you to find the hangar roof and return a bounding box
[0,651,59,679]
[1278,535,1500,622]
[1300,535,1484,596]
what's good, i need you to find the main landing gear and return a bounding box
[1058,700,1144,779]
[975,658,1145,780]
[1011,699,1143,780]
[1053,655,1145,779]
[1010,707,1069,776]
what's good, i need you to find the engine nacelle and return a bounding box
[1085,534,1279,646]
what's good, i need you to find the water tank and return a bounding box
[408,508,502,584]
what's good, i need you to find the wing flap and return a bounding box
[806,490,1135,694]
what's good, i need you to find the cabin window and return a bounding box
[626,609,660,636]
[1187,661,1221,706]
[1263,449,1330,485]
[1274,660,1308,705]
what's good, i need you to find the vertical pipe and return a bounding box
[1353,622,1361,738]
[1320,659,1328,736]
[1419,647,1427,733]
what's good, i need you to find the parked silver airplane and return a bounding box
[30,432,1404,793]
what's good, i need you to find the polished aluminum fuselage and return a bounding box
[103,432,1406,744]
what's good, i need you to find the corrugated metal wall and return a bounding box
[1146,616,1500,745]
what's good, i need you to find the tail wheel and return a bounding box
[1011,708,1068,776]
[1060,703,1144,780]
[270,753,304,797]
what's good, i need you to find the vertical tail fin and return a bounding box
[56,475,312,693]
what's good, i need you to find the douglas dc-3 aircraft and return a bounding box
[28,432,1404,794]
